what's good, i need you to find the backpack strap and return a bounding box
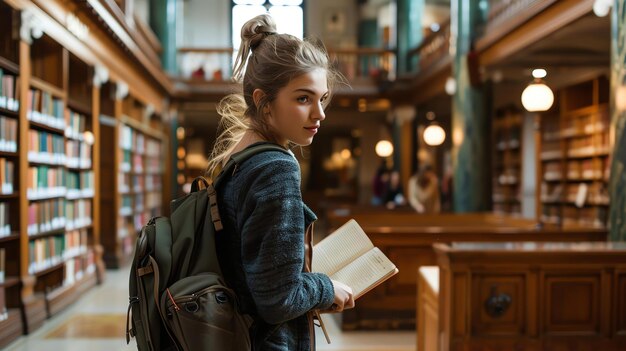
[211,142,290,231]
[190,176,210,193]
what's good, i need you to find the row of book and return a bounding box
[27,232,90,275]
[0,70,19,112]
[66,171,94,198]
[27,130,66,165]
[0,203,10,237]
[27,89,65,130]
[119,125,145,153]
[0,115,17,152]
[66,140,92,169]
[541,182,609,206]
[27,198,65,235]
[543,158,610,181]
[0,158,14,194]
[145,174,162,191]
[0,116,17,152]
[146,192,162,210]
[146,139,161,157]
[65,199,92,230]
[64,250,96,287]
[65,111,88,141]
[26,166,66,200]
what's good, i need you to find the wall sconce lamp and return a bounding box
[423,111,446,146]
[375,140,394,158]
[521,69,554,112]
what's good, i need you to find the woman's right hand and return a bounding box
[329,280,355,312]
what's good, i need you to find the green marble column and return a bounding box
[609,0,626,241]
[397,0,424,74]
[149,0,177,73]
[451,0,489,212]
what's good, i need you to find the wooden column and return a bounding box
[451,0,490,212]
[609,0,626,241]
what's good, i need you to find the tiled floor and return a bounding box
[4,266,415,351]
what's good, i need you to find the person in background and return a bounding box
[384,169,406,209]
[407,164,441,214]
[206,14,354,351]
[371,165,390,206]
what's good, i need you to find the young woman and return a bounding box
[206,14,354,351]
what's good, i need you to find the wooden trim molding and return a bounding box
[9,0,171,112]
[478,0,595,67]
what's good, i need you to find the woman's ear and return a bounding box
[252,89,265,109]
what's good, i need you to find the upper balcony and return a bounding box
[172,46,396,102]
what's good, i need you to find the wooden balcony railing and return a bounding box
[477,0,557,51]
[407,19,451,75]
[327,48,396,82]
[176,47,234,81]
[176,47,396,85]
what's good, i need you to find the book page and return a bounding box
[329,247,397,299]
[313,219,374,276]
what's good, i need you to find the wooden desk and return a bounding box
[335,212,607,331]
[417,242,626,351]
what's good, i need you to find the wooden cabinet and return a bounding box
[417,242,626,351]
[327,209,607,331]
[539,76,610,228]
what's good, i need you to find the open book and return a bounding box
[313,219,398,299]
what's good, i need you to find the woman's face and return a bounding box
[267,69,329,146]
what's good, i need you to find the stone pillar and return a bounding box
[149,0,177,73]
[396,0,424,74]
[609,0,626,240]
[451,0,489,212]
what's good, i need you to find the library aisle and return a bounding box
[4,266,415,351]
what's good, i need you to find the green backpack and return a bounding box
[126,143,289,351]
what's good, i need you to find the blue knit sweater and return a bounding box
[216,146,335,351]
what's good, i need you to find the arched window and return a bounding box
[232,0,304,63]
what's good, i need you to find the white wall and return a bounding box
[305,0,359,48]
[181,0,231,47]
[179,0,358,48]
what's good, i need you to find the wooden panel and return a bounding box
[0,309,22,349]
[385,246,432,295]
[452,272,469,337]
[472,274,525,336]
[544,275,600,334]
[417,266,439,351]
[618,273,626,335]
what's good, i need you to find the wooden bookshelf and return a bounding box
[19,35,100,321]
[100,93,164,268]
[0,0,172,344]
[539,76,610,228]
[0,2,24,347]
[492,106,523,216]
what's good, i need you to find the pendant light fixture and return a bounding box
[521,69,554,112]
[423,111,446,146]
[375,140,394,158]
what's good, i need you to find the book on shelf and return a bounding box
[0,248,5,283]
[0,116,17,152]
[0,203,10,237]
[312,219,398,300]
[0,158,14,194]
[0,69,19,111]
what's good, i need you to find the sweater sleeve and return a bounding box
[238,155,335,325]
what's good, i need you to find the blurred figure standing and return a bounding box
[371,165,390,206]
[407,165,441,213]
[384,170,405,209]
